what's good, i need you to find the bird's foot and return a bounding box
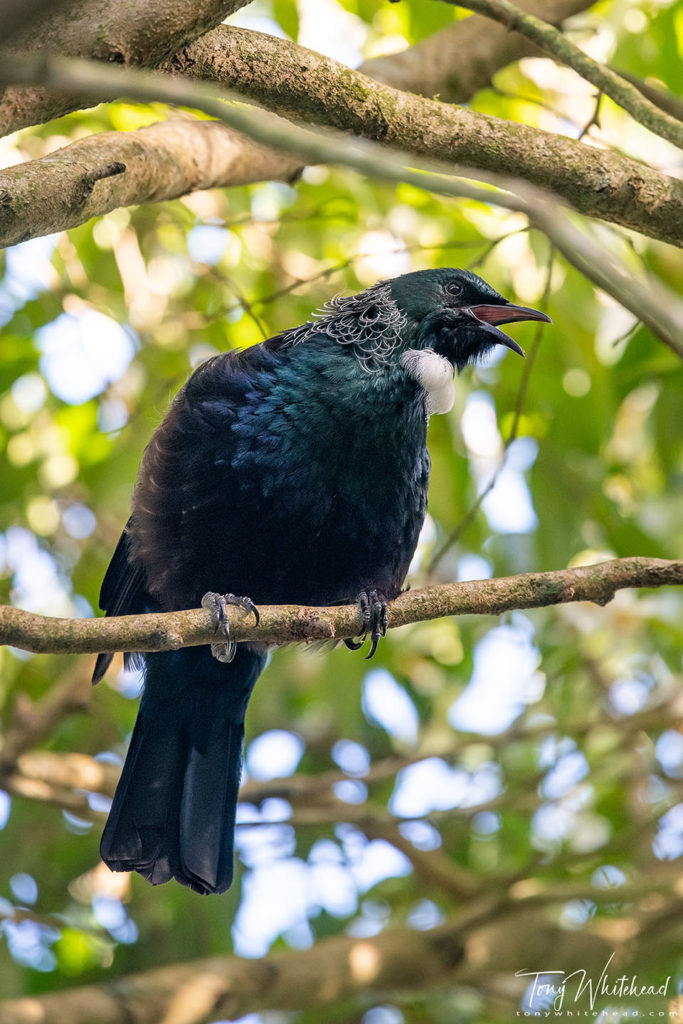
[201,591,260,663]
[344,588,388,660]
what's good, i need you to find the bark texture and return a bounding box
[2,41,682,253]
[166,27,683,246]
[0,0,252,134]
[0,0,594,136]
[3,53,683,351]
[0,119,300,247]
[0,558,681,656]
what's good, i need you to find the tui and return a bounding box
[93,268,550,894]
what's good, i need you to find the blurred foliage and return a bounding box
[0,0,682,1021]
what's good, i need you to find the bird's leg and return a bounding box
[344,588,388,660]
[201,592,260,664]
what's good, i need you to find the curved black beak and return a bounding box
[466,303,553,358]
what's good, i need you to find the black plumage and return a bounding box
[94,268,550,894]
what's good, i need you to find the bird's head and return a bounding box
[388,268,552,372]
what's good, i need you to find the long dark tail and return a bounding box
[100,643,266,895]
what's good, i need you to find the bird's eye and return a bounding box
[445,281,463,297]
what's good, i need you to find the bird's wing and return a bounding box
[98,523,146,616]
[127,347,284,607]
[93,525,148,683]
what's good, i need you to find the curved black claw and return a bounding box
[228,593,260,627]
[344,637,364,652]
[201,591,260,664]
[346,588,388,660]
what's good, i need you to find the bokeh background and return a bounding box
[0,0,682,1020]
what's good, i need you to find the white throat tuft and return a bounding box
[400,348,455,417]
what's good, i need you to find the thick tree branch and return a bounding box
[2,771,101,820]
[0,119,300,247]
[1,760,539,824]
[0,0,68,44]
[3,31,683,253]
[0,922,449,1024]
[0,920,464,1024]
[165,27,683,248]
[4,700,676,825]
[0,0,252,134]
[0,759,539,824]
[0,752,664,831]
[445,0,683,149]
[0,667,91,768]
[0,0,595,136]
[6,751,118,801]
[3,54,683,356]
[0,558,680,657]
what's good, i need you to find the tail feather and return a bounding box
[179,722,244,892]
[100,716,186,880]
[101,644,266,895]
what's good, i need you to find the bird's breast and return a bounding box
[134,348,433,609]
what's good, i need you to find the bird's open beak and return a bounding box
[466,303,553,358]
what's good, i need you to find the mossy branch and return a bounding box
[2,53,683,358]
[165,24,683,250]
[1,37,683,254]
[0,558,680,657]
[0,119,300,247]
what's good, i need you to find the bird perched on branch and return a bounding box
[93,268,550,895]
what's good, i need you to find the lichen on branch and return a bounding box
[0,0,252,133]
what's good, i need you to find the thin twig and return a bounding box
[206,230,530,328]
[577,89,603,142]
[613,69,683,125]
[206,268,269,340]
[443,0,683,149]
